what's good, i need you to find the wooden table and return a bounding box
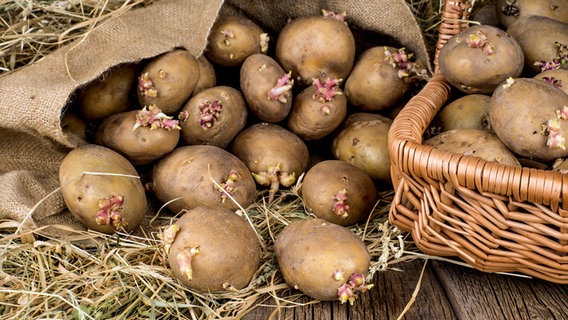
[243,258,568,319]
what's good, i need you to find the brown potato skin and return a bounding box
[151,145,257,214]
[206,15,267,67]
[240,53,293,123]
[95,110,180,165]
[507,15,568,75]
[230,123,309,180]
[167,206,261,293]
[439,24,524,94]
[436,94,492,132]
[287,83,347,141]
[179,86,247,148]
[496,0,568,28]
[78,63,138,122]
[344,46,411,112]
[275,15,355,85]
[332,113,392,184]
[275,218,371,301]
[137,49,200,113]
[193,55,217,95]
[424,128,521,167]
[490,77,568,161]
[535,68,568,96]
[301,160,377,226]
[59,144,147,234]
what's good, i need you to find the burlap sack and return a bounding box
[0,0,430,236]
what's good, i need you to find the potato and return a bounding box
[137,49,200,113]
[435,94,492,132]
[275,218,372,303]
[424,128,521,167]
[275,13,355,86]
[165,206,261,293]
[534,68,568,96]
[61,111,88,145]
[77,63,138,122]
[301,160,377,226]
[205,15,269,67]
[240,53,293,123]
[59,144,147,234]
[496,0,568,28]
[178,86,247,148]
[193,55,217,94]
[490,77,568,161]
[95,108,180,165]
[151,145,257,214]
[438,24,524,94]
[344,46,416,112]
[230,123,309,202]
[507,15,568,75]
[332,113,392,184]
[287,78,347,140]
[472,3,501,27]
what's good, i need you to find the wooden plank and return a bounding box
[243,259,457,319]
[432,260,568,320]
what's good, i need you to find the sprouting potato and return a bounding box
[275,218,372,304]
[59,144,148,234]
[95,107,180,165]
[205,15,269,67]
[490,77,568,161]
[275,11,355,85]
[438,24,524,94]
[164,206,261,293]
[230,123,309,202]
[301,160,377,226]
[287,78,347,141]
[137,49,200,113]
[344,46,419,112]
[151,145,257,214]
[240,53,294,123]
[178,86,247,148]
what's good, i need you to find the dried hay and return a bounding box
[0,180,413,319]
[0,0,490,319]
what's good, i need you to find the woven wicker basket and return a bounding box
[388,0,568,284]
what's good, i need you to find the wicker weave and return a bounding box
[388,0,568,283]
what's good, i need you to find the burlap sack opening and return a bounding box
[0,0,430,237]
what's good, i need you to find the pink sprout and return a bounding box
[199,100,223,129]
[138,72,158,98]
[268,72,294,103]
[312,78,342,103]
[133,105,180,131]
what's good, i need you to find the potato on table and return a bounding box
[163,206,261,293]
[275,218,372,304]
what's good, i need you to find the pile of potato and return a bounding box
[428,1,568,171]
[59,10,425,303]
